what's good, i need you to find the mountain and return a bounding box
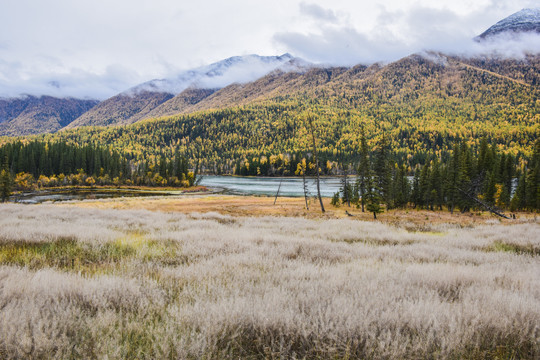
[129,53,304,94]
[65,91,174,128]
[0,96,98,136]
[44,52,539,171]
[455,53,540,86]
[2,11,540,137]
[139,66,348,120]
[135,88,217,120]
[477,8,540,39]
[66,8,540,130]
[66,54,308,128]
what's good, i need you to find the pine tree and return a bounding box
[484,171,497,206]
[525,139,540,210]
[419,164,430,209]
[393,164,410,208]
[356,128,369,212]
[374,134,392,209]
[411,170,421,208]
[365,166,383,219]
[501,154,514,206]
[510,172,527,211]
[0,156,12,202]
[331,192,341,207]
[477,137,489,176]
[457,141,474,212]
[340,163,351,207]
[430,158,443,210]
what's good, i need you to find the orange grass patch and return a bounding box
[58,194,537,227]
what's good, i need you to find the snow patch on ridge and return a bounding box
[124,54,311,96]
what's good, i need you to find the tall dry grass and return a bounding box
[0,204,538,359]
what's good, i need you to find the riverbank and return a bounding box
[12,184,208,194]
[9,185,210,204]
[59,194,537,228]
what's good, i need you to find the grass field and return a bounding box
[0,200,539,359]
[61,193,538,226]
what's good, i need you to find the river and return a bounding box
[199,175,344,197]
[11,189,177,204]
[12,176,347,204]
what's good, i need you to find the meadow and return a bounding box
[0,202,538,359]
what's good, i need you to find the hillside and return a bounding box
[66,54,305,128]
[1,9,539,137]
[65,91,174,128]
[141,66,349,120]
[0,96,98,136]
[44,53,539,173]
[139,88,217,120]
[455,53,540,86]
[64,51,540,129]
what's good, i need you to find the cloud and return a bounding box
[128,54,301,95]
[274,27,407,65]
[0,0,538,99]
[0,63,143,100]
[275,3,540,66]
[299,2,338,23]
[460,32,540,58]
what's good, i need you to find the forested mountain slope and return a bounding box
[41,53,539,172]
[116,53,540,126]
[0,96,98,136]
[64,91,174,128]
[64,54,304,128]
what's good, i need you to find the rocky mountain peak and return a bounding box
[477,8,540,39]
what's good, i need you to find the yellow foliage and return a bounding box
[14,172,35,190]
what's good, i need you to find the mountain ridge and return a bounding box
[63,53,309,128]
[1,10,540,136]
[477,8,540,39]
[0,96,98,136]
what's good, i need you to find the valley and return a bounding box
[0,5,539,360]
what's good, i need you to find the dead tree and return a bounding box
[457,187,511,219]
[307,114,325,213]
[192,142,203,185]
[341,163,351,207]
[274,175,284,205]
[302,165,310,210]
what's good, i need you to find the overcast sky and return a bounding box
[0,0,538,99]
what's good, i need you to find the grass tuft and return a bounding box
[0,237,133,272]
[490,241,540,256]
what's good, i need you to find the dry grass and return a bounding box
[62,193,538,227]
[0,203,539,359]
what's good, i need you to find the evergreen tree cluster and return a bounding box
[0,141,193,191]
[0,155,12,202]
[38,95,537,176]
[336,137,540,216]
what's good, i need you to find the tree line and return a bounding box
[331,136,540,217]
[0,141,194,200]
[39,90,537,175]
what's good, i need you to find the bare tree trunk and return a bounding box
[192,145,202,185]
[457,187,511,219]
[343,165,350,207]
[193,158,202,185]
[307,114,325,213]
[302,170,309,210]
[274,175,284,205]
